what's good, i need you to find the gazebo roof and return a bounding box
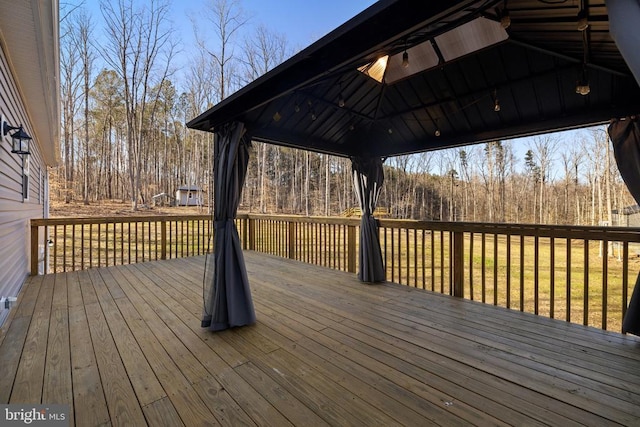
[187,0,640,157]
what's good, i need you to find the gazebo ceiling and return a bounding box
[187,0,640,158]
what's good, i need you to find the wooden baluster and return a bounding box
[347,224,356,274]
[494,233,498,305]
[288,221,295,259]
[469,232,474,300]
[622,241,629,327]
[566,238,571,322]
[550,237,555,319]
[584,240,589,326]
[161,219,167,260]
[506,234,511,308]
[520,235,524,311]
[453,230,464,298]
[534,235,539,315]
[602,239,608,330]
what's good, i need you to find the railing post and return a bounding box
[30,221,39,276]
[248,217,256,250]
[242,217,248,249]
[288,221,296,259]
[347,224,357,274]
[453,230,464,297]
[161,219,167,260]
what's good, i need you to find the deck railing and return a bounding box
[30,215,215,273]
[31,214,640,331]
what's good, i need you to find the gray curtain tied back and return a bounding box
[202,121,256,331]
[352,156,385,283]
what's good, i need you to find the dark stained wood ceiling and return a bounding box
[187,0,640,157]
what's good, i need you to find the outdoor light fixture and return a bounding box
[493,90,501,112]
[272,111,281,122]
[294,103,300,113]
[576,30,590,96]
[2,120,31,156]
[577,10,589,31]
[435,129,441,137]
[402,50,409,68]
[575,81,590,95]
[338,93,345,108]
[576,67,590,95]
[308,101,317,120]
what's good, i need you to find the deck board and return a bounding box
[68,304,110,427]
[1,252,640,426]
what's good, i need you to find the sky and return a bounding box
[180,0,378,47]
[84,0,378,73]
[79,0,603,174]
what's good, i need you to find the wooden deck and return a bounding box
[2,253,640,426]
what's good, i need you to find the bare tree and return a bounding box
[100,0,176,209]
[241,24,288,83]
[59,3,84,203]
[194,0,249,102]
[530,136,557,223]
[239,24,289,213]
[72,10,95,205]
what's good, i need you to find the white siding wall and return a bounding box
[0,44,47,326]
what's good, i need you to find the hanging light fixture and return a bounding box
[577,9,589,31]
[575,27,590,95]
[402,50,409,68]
[338,85,346,108]
[308,100,317,121]
[493,89,501,112]
[575,66,590,95]
[3,121,31,156]
[337,81,346,108]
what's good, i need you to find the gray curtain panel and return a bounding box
[609,116,640,334]
[352,156,385,282]
[202,121,256,331]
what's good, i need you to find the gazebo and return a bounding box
[187,0,640,332]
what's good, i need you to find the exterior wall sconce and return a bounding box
[2,116,32,201]
[2,118,31,156]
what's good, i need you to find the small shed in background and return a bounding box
[176,186,203,206]
[612,205,640,227]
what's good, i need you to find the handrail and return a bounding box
[31,213,640,332]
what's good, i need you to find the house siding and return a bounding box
[0,43,47,326]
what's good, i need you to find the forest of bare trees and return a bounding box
[56,0,635,225]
